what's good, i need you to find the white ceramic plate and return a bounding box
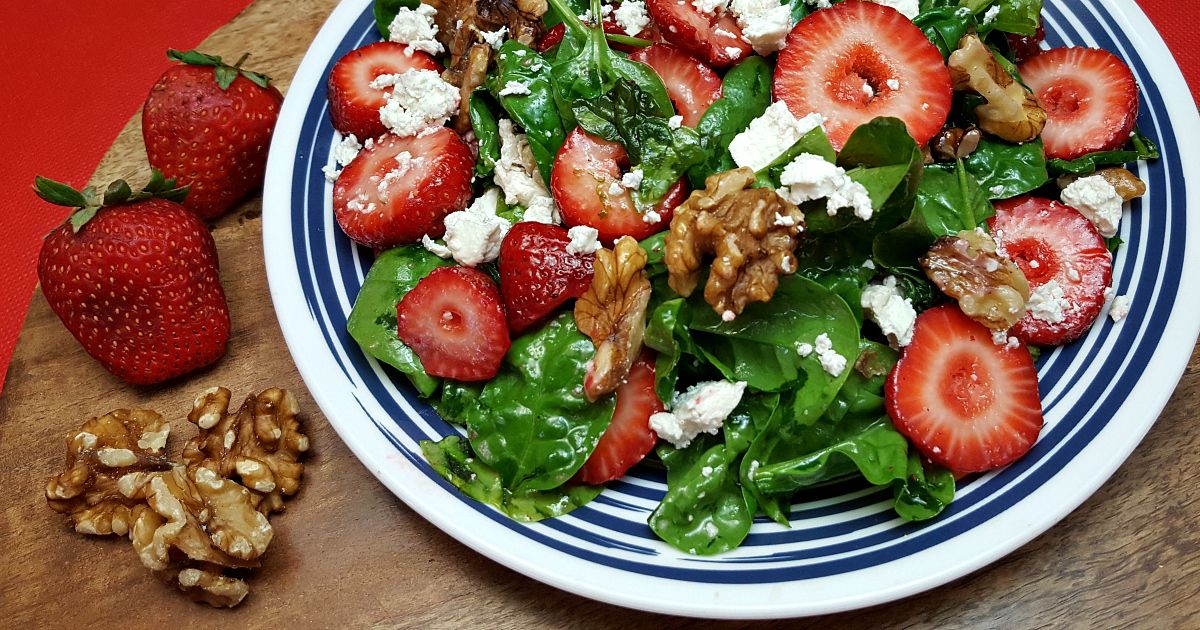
[262,0,1200,618]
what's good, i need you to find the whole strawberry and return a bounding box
[35,172,231,384]
[142,49,283,219]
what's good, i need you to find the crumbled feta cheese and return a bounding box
[725,46,743,59]
[422,234,452,258]
[377,151,424,202]
[648,380,748,448]
[773,213,795,227]
[388,4,444,57]
[579,4,614,23]
[613,0,650,35]
[797,342,813,357]
[521,197,559,224]
[729,0,792,55]
[566,225,601,255]
[862,82,875,98]
[668,115,683,129]
[870,0,918,18]
[729,102,827,172]
[1065,262,1081,283]
[990,184,1005,196]
[722,310,736,322]
[479,26,508,49]
[886,78,900,90]
[701,466,714,477]
[692,0,729,13]
[440,188,511,267]
[608,180,625,196]
[1110,294,1131,322]
[495,119,559,221]
[814,0,831,7]
[776,152,874,220]
[373,70,460,137]
[862,259,876,270]
[1027,280,1071,324]
[860,275,917,347]
[621,168,644,190]
[1061,174,1123,238]
[813,333,846,377]
[323,133,362,182]
[643,209,663,224]
[983,5,1000,23]
[346,194,377,214]
[498,80,532,96]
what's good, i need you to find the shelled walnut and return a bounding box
[45,388,308,608]
[575,236,652,401]
[949,34,1047,143]
[931,126,983,160]
[921,229,1031,330]
[664,167,805,319]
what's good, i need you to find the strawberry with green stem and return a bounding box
[35,171,232,385]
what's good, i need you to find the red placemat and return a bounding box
[0,0,1196,397]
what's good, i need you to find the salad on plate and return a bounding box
[318,0,1159,555]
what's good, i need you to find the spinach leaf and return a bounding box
[890,266,941,312]
[963,136,1047,199]
[988,0,1042,37]
[873,160,994,268]
[825,341,896,423]
[687,275,861,393]
[542,0,586,28]
[782,0,809,22]
[422,436,605,522]
[687,57,774,188]
[791,233,876,326]
[752,126,837,190]
[374,0,419,39]
[1045,127,1160,175]
[644,298,698,403]
[455,312,616,492]
[893,449,956,521]
[486,40,567,186]
[573,80,706,209]
[651,441,752,555]
[469,91,501,178]
[750,414,910,495]
[346,245,454,397]
[914,6,980,60]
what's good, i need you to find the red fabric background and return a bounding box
[0,0,1194,396]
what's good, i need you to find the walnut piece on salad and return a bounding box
[921,228,1031,330]
[664,167,806,319]
[182,387,309,515]
[948,34,1047,144]
[45,409,174,536]
[576,236,653,401]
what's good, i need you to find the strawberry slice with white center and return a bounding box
[886,304,1044,473]
[774,0,952,149]
[1018,47,1139,160]
[395,266,512,381]
[989,196,1113,346]
[333,127,474,249]
[574,348,664,484]
[629,44,723,127]
[551,127,685,245]
[646,0,752,68]
[327,41,444,140]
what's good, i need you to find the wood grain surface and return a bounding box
[2,0,1199,627]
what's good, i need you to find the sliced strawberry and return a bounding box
[774,0,952,149]
[1018,47,1139,160]
[886,304,1044,473]
[537,13,662,54]
[988,196,1113,345]
[333,127,474,249]
[1004,18,1045,64]
[498,222,596,334]
[551,127,685,245]
[327,41,443,140]
[396,266,511,381]
[628,44,722,127]
[646,0,752,68]
[574,348,664,484]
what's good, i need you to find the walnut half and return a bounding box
[664,167,805,319]
[921,228,1031,330]
[575,236,652,401]
[949,34,1047,144]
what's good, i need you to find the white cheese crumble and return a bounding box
[1061,174,1123,238]
[870,0,919,18]
[729,0,792,55]
[729,101,827,172]
[521,197,559,224]
[813,333,846,377]
[621,168,644,190]
[668,115,683,129]
[613,0,650,35]
[862,259,875,270]
[648,380,748,448]
[776,152,874,221]
[498,80,532,97]
[643,209,663,224]
[479,26,508,49]
[377,151,424,202]
[860,276,917,347]
[435,188,512,267]
[608,180,625,196]
[886,79,900,91]
[692,0,729,13]
[862,82,875,98]
[1110,294,1131,322]
[991,329,1020,350]
[990,184,1005,196]
[495,119,559,222]
[797,342,813,357]
[323,133,362,182]
[983,4,1000,23]
[372,70,460,137]
[566,225,601,255]
[388,4,444,57]
[725,46,743,60]
[421,235,451,257]
[1027,280,1071,324]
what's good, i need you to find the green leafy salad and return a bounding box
[343,0,1159,555]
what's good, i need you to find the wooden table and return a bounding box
[3,0,1200,627]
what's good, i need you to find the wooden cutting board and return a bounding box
[3,0,1200,627]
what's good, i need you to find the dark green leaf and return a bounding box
[873,160,993,268]
[167,49,222,66]
[687,57,774,188]
[1046,127,1160,175]
[650,442,752,555]
[68,207,99,233]
[487,40,568,186]
[913,6,979,60]
[239,69,272,89]
[893,449,955,521]
[750,414,910,495]
[103,180,132,206]
[963,136,1047,199]
[989,0,1042,37]
[214,65,238,90]
[33,176,90,208]
[469,91,502,177]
